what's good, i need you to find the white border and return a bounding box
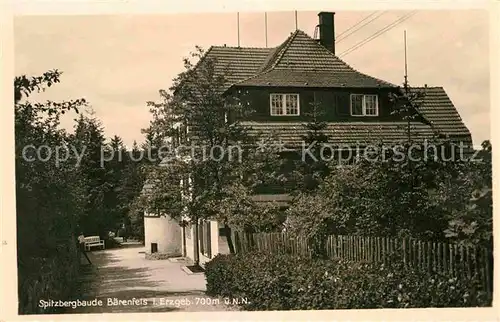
[1,1,498,322]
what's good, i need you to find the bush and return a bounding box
[145,252,174,260]
[205,252,492,310]
[18,240,80,314]
[104,237,122,249]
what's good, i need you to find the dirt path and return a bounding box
[67,244,235,313]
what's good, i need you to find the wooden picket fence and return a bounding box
[232,231,493,295]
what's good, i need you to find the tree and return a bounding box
[285,83,464,258]
[139,47,284,263]
[441,140,492,249]
[72,112,114,237]
[15,70,87,313]
[103,135,129,236]
[121,141,147,240]
[293,96,331,192]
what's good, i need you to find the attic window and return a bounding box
[350,94,378,116]
[270,93,300,116]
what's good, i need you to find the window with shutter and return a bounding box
[270,93,300,116]
[350,94,379,116]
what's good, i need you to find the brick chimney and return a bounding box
[318,12,335,55]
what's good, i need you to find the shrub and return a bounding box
[204,252,492,310]
[145,252,175,260]
[104,237,122,249]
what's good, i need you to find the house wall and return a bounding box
[199,220,220,266]
[235,87,403,122]
[182,223,195,261]
[217,222,231,255]
[182,220,225,266]
[144,213,182,256]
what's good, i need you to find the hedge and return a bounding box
[205,252,492,310]
[18,240,80,314]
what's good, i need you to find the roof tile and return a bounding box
[240,121,467,148]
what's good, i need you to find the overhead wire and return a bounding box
[338,11,417,58]
[336,11,387,43]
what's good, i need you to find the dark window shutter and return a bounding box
[206,221,212,258]
[335,93,350,116]
[198,222,204,255]
[253,90,269,116]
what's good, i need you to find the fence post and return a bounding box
[352,236,355,261]
[369,236,373,262]
[453,244,458,277]
[473,246,479,279]
[403,238,407,268]
[427,241,431,272]
[366,236,372,262]
[354,236,358,261]
[375,237,379,262]
[448,243,453,276]
[346,236,350,260]
[334,235,338,258]
[384,237,388,263]
[363,236,367,261]
[343,235,347,259]
[484,247,491,295]
[242,232,246,252]
[432,242,436,273]
[459,245,465,278]
[361,236,365,262]
[465,245,471,279]
[417,239,421,268]
[436,242,439,273]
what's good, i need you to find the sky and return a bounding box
[14,10,490,147]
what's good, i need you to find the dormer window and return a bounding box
[350,94,378,116]
[270,93,300,116]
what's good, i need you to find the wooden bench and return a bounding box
[84,236,105,251]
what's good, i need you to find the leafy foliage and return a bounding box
[15,70,148,313]
[205,252,492,310]
[15,70,87,313]
[294,99,331,192]
[139,47,286,258]
[440,141,492,249]
[285,85,492,258]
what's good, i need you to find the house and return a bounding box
[143,12,472,265]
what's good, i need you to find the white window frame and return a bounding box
[269,93,300,116]
[350,94,379,117]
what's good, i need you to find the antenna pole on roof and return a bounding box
[265,12,268,47]
[403,30,411,148]
[404,30,408,90]
[237,12,241,47]
[295,11,298,30]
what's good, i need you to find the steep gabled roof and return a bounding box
[241,121,439,148]
[234,30,396,88]
[175,46,270,96]
[179,31,471,143]
[206,46,270,87]
[201,29,395,90]
[412,87,471,138]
